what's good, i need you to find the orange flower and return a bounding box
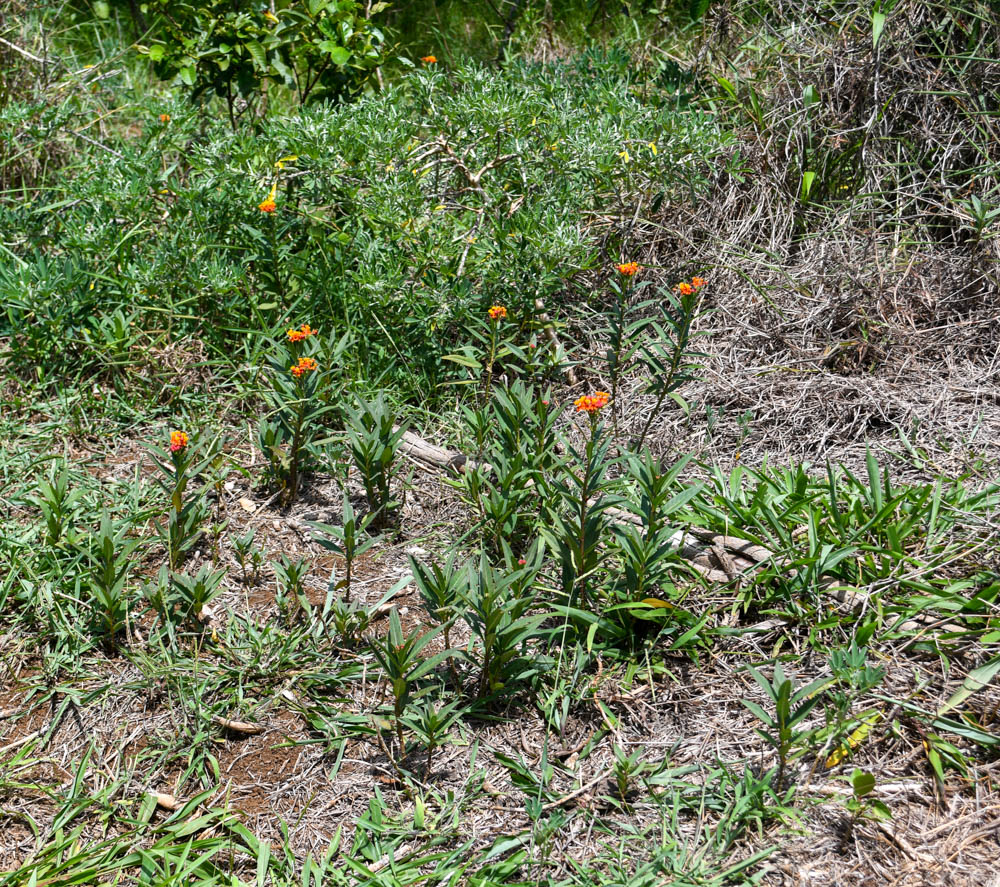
[691,276,706,289]
[287,323,316,343]
[420,55,437,64]
[616,261,640,276]
[169,430,189,452]
[159,113,171,123]
[574,391,610,414]
[676,282,694,295]
[488,305,507,321]
[290,356,318,378]
[259,199,277,213]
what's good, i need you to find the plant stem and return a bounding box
[287,389,305,504]
[483,321,497,403]
[575,423,596,607]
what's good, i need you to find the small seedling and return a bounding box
[273,555,312,622]
[844,769,891,827]
[311,496,380,602]
[231,528,262,585]
[29,467,86,547]
[742,662,829,790]
[367,608,449,757]
[345,394,407,530]
[83,509,139,653]
[398,698,464,777]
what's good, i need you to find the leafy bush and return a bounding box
[132,0,386,120]
[0,53,728,401]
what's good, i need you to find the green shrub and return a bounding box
[131,0,386,121]
[0,54,728,403]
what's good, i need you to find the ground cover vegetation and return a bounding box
[1,0,999,884]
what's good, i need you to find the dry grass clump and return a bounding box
[576,0,1000,473]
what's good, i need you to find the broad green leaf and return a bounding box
[801,170,816,201]
[319,41,351,65]
[442,353,482,370]
[245,40,267,71]
[872,10,887,48]
[851,769,876,798]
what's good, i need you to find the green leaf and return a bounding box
[801,170,816,201]
[442,353,482,370]
[872,10,887,49]
[319,42,351,65]
[148,43,165,62]
[688,0,712,21]
[716,76,737,100]
[179,66,196,86]
[245,40,267,71]
[938,655,1000,718]
[868,799,893,821]
[741,699,775,729]
[851,769,876,798]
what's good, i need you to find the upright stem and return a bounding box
[287,391,305,504]
[344,552,352,603]
[575,426,595,607]
[395,697,405,758]
[610,285,629,443]
[483,322,497,403]
[268,214,285,304]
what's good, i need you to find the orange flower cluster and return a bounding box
[290,356,318,378]
[488,305,507,321]
[159,113,171,123]
[574,391,610,413]
[616,261,640,276]
[420,55,437,63]
[170,430,189,452]
[676,276,707,295]
[287,323,316,343]
[259,198,277,213]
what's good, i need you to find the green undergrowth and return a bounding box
[2,380,999,883]
[1,50,728,405]
[3,2,1000,884]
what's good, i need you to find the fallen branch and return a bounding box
[0,36,45,65]
[398,429,491,475]
[210,715,265,735]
